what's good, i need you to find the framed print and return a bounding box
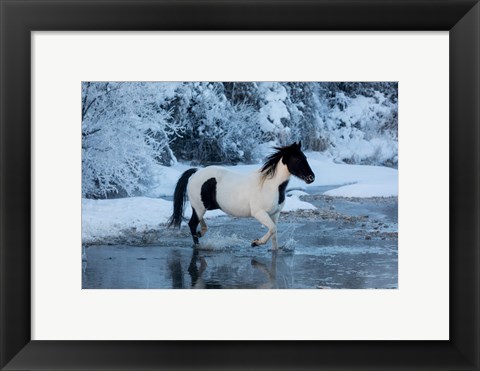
[1,1,479,370]
[32,32,447,342]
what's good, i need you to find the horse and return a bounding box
[167,142,315,250]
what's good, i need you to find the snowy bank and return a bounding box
[283,193,317,212]
[286,152,398,198]
[82,194,316,244]
[82,197,170,244]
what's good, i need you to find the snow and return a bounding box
[282,194,316,212]
[324,182,396,198]
[82,196,227,244]
[318,91,398,165]
[258,82,291,134]
[287,152,398,198]
[145,165,182,197]
[82,197,171,244]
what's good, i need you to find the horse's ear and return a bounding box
[298,141,302,149]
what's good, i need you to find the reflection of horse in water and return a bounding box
[187,249,221,289]
[167,248,279,289]
[251,251,278,289]
[168,142,315,250]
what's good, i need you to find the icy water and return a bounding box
[82,188,397,289]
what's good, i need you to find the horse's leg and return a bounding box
[251,211,277,249]
[188,207,201,245]
[193,206,207,237]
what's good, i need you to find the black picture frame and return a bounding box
[1,0,479,370]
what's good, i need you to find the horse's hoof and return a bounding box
[251,241,258,247]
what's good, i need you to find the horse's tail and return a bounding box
[168,168,198,228]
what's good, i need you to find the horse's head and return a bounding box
[281,142,315,184]
[261,141,315,184]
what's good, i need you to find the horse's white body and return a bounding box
[169,142,314,249]
[187,161,291,249]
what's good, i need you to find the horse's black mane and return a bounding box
[260,143,300,179]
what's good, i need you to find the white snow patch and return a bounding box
[82,197,170,243]
[145,165,182,197]
[289,153,398,198]
[324,182,397,198]
[282,194,316,212]
[82,196,225,244]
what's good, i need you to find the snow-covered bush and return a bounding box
[168,83,263,164]
[257,82,291,143]
[315,88,398,166]
[82,82,181,198]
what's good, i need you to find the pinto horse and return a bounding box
[168,142,315,250]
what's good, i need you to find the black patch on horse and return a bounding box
[201,178,220,210]
[278,180,289,205]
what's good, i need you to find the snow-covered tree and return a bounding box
[256,82,292,144]
[82,82,181,198]
[315,84,398,165]
[168,82,263,164]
